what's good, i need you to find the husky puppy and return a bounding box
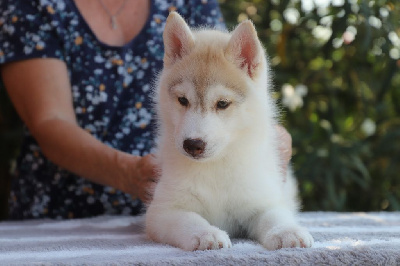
[146,12,314,251]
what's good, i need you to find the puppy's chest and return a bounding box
[187,181,264,234]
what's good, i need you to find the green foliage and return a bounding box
[219,0,400,211]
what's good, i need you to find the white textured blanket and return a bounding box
[0,212,399,265]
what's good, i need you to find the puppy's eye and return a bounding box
[178,96,189,107]
[216,100,231,110]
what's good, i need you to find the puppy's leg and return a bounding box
[146,207,232,251]
[249,208,314,250]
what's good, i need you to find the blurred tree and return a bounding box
[219,0,400,211]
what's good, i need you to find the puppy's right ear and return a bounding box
[163,12,194,66]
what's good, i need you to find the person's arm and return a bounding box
[1,58,157,202]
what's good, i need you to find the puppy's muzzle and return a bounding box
[183,139,206,158]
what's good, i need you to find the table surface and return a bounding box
[1,212,399,265]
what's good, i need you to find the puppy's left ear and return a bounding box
[226,20,263,79]
[163,12,195,66]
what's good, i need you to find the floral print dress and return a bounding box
[0,0,225,219]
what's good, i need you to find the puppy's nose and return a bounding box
[183,139,206,158]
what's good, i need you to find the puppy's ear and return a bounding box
[163,12,194,66]
[226,20,262,79]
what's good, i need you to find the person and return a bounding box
[0,0,292,220]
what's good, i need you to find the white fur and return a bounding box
[145,12,314,251]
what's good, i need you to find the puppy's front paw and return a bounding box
[189,227,232,251]
[262,225,313,250]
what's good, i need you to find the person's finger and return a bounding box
[276,125,292,164]
[142,181,157,204]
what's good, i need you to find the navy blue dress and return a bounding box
[0,0,225,219]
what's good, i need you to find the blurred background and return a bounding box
[220,0,400,212]
[1,0,399,220]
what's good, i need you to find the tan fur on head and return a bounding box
[225,20,263,79]
[161,12,268,112]
[163,12,265,81]
[164,34,249,111]
[163,12,195,66]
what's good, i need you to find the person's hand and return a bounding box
[134,154,160,204]
[118,153,160,204]
[128,154,159,203]
[276,125,292,177]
